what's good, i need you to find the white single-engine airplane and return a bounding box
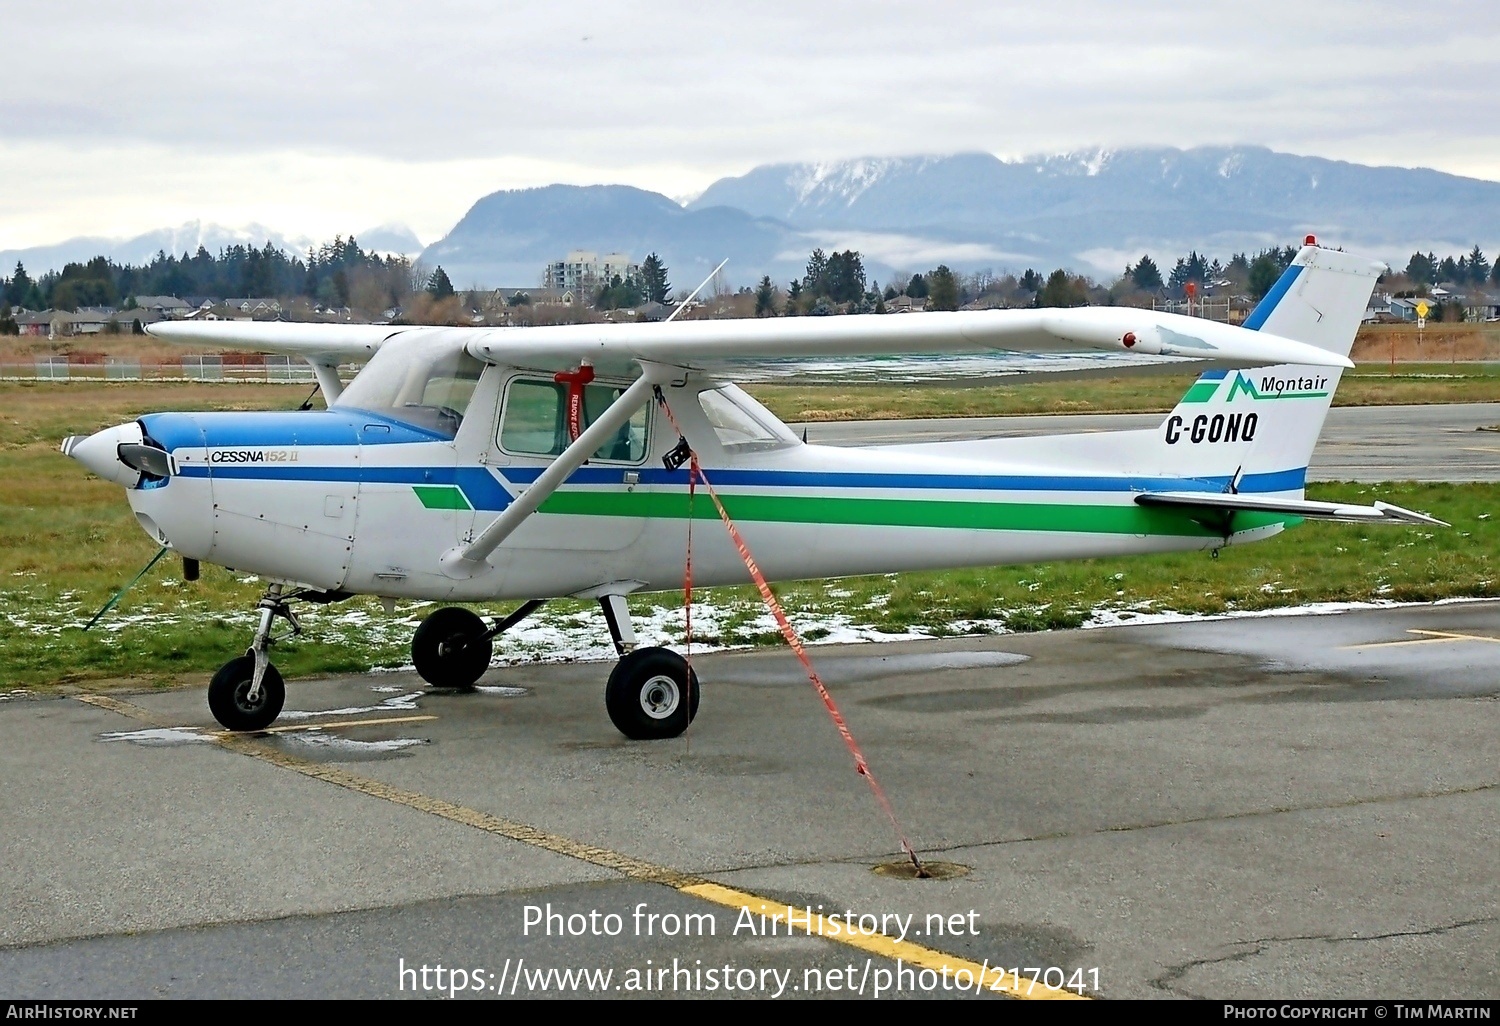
[64,241,1442,737]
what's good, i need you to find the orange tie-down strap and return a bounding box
[653,387,925,874]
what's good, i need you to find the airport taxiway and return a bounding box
[2,601,1497,998]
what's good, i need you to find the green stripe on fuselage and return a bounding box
[537,490,1290,537]
[413,485,472,510]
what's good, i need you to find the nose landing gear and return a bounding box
[207,583,299,731]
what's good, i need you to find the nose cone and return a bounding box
[62,422,144,488]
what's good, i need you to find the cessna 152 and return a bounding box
[62,241,1442,738]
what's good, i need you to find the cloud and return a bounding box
[781,231,1031,272]
[3,1,1499,243]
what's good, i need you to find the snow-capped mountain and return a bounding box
[0,221,315,276]
[691,147,1500,275]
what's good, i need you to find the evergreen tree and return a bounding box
[640,253,671,304]
[882,283,898,300]
[595,274,645,310]
[1438,255,1460,283]
[802,249,830,295]
[0,303,16,335]
[1467,246,1490,284]
[1404,251,1436,285]
[1129,255,1163,290]
[1248,253,1282,300]
[1037,269,1087,308]
[927,265,959,311]
[426,266,455,299]
[754,275,778,317]
[906,273,929,298]
[1019,269,1042,294]
[6,262,33,307]
[823,250,867,304]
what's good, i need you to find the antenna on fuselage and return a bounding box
[664,258,728,323]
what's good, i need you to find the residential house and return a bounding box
[13,311,53,337]
[68,306,119,334]
[129,295,191,317]
[221,298,283,316]
[886,295,927,313]
[1387,297,1427,321]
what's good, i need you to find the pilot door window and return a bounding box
[499,379,649,463]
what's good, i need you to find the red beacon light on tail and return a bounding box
[1305,234,1318,246]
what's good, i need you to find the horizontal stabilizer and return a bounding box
[1135,492,1448,527]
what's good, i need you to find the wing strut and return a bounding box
[309,360,344,403]
[438,374,658,578]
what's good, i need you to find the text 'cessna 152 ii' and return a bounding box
[62,241,1443,738]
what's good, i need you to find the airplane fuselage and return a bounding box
[122,371,1292,602]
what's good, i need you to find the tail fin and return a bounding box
[1154,242,1383,495]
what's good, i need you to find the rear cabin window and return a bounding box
[697,387,793,453]
[499,379,648,462]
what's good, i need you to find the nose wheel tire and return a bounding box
[207,656,285,732]
[412,606,493,689]
[605,647,700,740]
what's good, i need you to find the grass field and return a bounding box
[0,378,1494,694]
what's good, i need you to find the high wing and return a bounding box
[464,308,1350,374]
[149,321,405,400]
[149,321,400,362]
[150,307,1352,377]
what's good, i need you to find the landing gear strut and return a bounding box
[207,583,299,731]
[599,594,699,740]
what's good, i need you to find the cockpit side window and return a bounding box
[498,377,648,463]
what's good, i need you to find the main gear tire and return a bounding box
[604,647,700,740]
[412,606,493,689]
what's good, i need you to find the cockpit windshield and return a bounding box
[334,334,485,439]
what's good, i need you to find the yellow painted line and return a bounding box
[211,714,438,737]
[683,883,1086,1000]
[1407,629,1500,643]
[1341,628,1500,650]
[1459,446,1500,454]
[78,692,1083,1000]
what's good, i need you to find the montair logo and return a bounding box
[208,449,300,463]
[1227,372,1331,401]
[1180,371,1333,405]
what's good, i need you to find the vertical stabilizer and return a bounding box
[1151,242,1383,495]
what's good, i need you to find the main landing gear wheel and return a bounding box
[605,647,700,740]
[412,606,493,689]
[207,655,285,732]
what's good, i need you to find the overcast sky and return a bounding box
[3,0,1497,248]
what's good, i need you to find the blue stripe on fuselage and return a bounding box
[185,461,1305,511]
[179,464,514,511]
[504,465,1305,494]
